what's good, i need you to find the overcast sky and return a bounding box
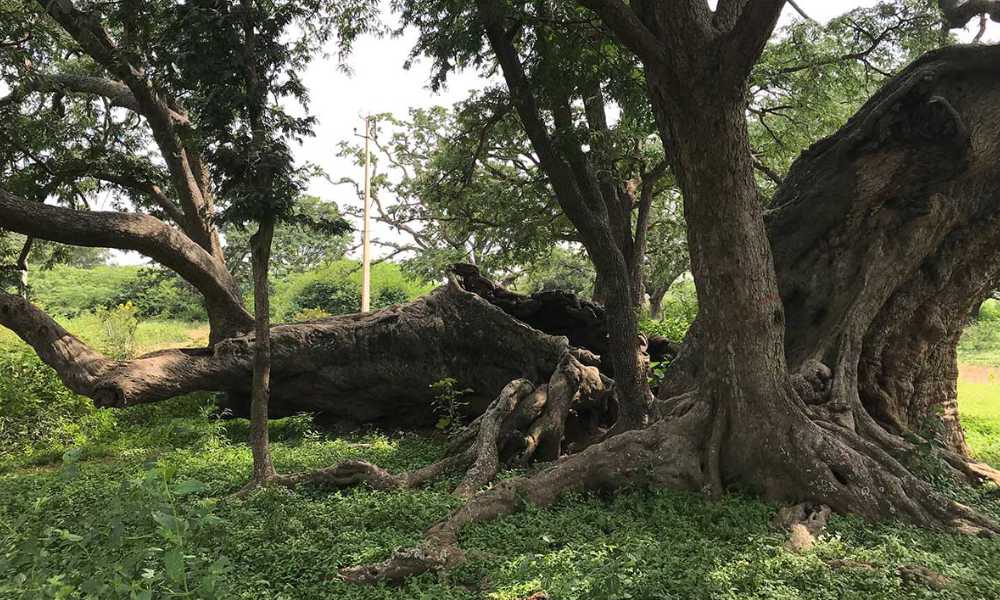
[295,0,996,262]
[109,1,996,265]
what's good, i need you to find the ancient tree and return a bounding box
[332,2,1000,582]
[3,0,1000,584]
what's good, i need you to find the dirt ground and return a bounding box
[959,364,1000,384]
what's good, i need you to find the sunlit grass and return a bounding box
[958,380,1000,467]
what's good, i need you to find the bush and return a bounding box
[641,280,698,342]
[93,302,141,359]
[26,264,207,321]
[29,264,143,317]
[273,260,432,320]
[290,280,361,317]
[106,267,208,321]
[0,348,115,468]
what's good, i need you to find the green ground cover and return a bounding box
[1,289,999,599]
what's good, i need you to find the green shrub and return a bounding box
[641,280,698,342]
[94,302,141,359]
[29,264,143,317]
[290,280,361,317]
[0,348,115,468]
[273,260,432,320]
[106,267,208,321]
[25,264,207,321]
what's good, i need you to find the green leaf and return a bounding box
[172,479,208,496]
[56,529,83,543]
[163,548,185,584]
[151,511,178,532]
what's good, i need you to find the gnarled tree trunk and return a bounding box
[332,45,1000,584]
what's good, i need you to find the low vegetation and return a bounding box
[2,282,999,599]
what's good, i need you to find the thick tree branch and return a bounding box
[476,0,608,244]
[938,0,1000,28]
[36,0,214,252]
[18,72,188,124]
[720,0,786,88]
[0,189,251,336]
[575,0,666,68]
[0,291,110,397]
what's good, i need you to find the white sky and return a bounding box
[300,0,997,261]
[111,1,998,265]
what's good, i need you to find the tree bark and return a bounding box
[333,41,1000,586]
[0,278,578,428]
[648,285,668,320]
[248,217,277,483]
[0,190,251,340]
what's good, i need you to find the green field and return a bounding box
[1,312,1000,599]
[2,396,999,600]
[957,380,1000,468]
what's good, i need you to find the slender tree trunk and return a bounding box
[648,285,668,320]
[248,216,277,484]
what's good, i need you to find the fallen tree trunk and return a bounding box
[1,279,582,428]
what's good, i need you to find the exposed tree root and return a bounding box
[338,387,999,584]
[259,352,613,500]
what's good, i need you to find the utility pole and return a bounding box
[361,115,372,313]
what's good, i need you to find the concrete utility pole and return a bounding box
[361,115,372,313]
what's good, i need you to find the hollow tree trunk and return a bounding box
[661,46,1000,462]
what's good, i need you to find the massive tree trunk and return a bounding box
[331,45,1000,583]
[660,46,1000,457]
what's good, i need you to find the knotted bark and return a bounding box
[337,46,1000,584]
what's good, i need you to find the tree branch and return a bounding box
[575,0,666,68]
[0,189,251,336]
[36,0,213,250]
[938,0,1000,28]
[720,0,786,88]
[18,72,188,124]
[0,291,110,398]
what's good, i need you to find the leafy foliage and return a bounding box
[93,302,140,360]
[27,265,206,321]
[223,195,351,287]
[0,346,114,469]
[750,1,944,190]
[513,246,596,299]
[273,260,431,320]
[430,377,472,433]
[1,411,998,599]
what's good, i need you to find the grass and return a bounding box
[0,316,206,353]
[957,380,1000,467]
[2,399,999,600]
[1,308,1000,598]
